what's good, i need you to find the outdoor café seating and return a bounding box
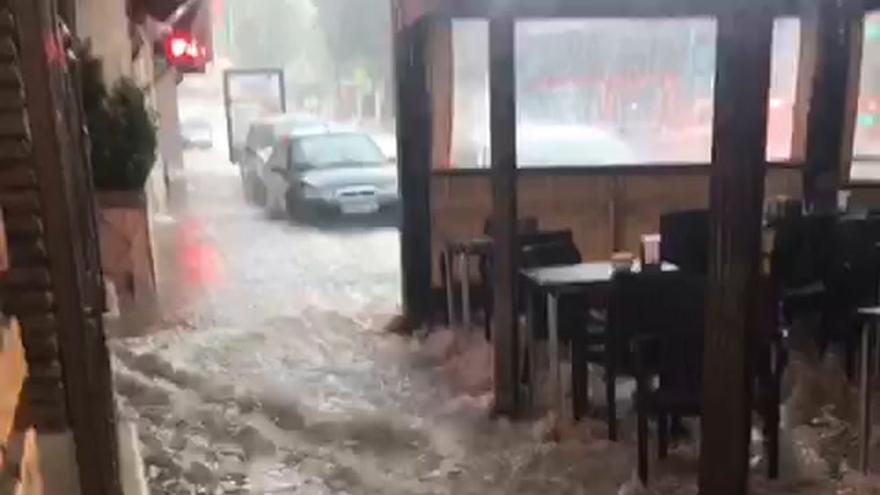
[574,269,691,441]
[433,185,880,485]
[633,274,784,483]
[517,206,790,472]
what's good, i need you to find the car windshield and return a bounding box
[293,134,385,168]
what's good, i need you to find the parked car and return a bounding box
[181,118,213,149]
[261,128,398,220]
[477,124,638,167]
[239,114,324,205]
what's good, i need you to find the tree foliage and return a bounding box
[312,0,392,84]
[81,53,157,191]
[231,0,318,69]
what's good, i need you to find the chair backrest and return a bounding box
[520,239,581,269]
[660,210,709,275]
[828,217,880,307]
[771,213,836,290]
[609,271,705,375]
[519,229,574,251]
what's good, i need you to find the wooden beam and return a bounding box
[699,6,774,495]
[489,14,519,416]
[14,0,122,493]
[394,18,434,328]
[800,0,863,211]
[431,0,798,20]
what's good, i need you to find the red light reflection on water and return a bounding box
[177,218,224,288]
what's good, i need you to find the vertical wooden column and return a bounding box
[489,15,519,415]
[16,0,122,492]
[798,0,863,212]
[428,18,454,169]
[699,7,773,495]
[394,17,433,328]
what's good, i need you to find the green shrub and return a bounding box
[81,53,157,191]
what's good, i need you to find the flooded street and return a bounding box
[106,145,619,494]
[102,145,880,495]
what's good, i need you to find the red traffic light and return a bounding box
[164,31,207,71]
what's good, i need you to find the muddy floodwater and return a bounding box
[107,145,880,495]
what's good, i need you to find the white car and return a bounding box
[477,124,638,167]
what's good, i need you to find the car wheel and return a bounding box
[286,191,318,223]
[284,190,296,219]
[240,169,254,204]
[253,180,267,207]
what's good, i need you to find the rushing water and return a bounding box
[106,145,880,495]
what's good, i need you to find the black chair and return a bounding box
[518,239,584,343]
[659,209,709,275]
[572,270,686,441]
[823,217,880,377]
[518,240,586,395]
[770,213,836,357]
[634,276,784,483]
[481,228,576,338]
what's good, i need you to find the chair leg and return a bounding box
[764,386,781,479]
[606,367,617,441]
[657,414,669,460]
[637,394,649,484]
[571,338,586,421]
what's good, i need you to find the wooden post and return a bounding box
[428,18,454,170]
[394,17,433,328]
[16,0,122,493]
[489,14,519,416]
[798,0,863,212]
[699,7,773,495]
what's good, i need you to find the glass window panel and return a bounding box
[515,19,717,167]
[450,20,490,168]
[767,18,800,161]
[852,11,880,180]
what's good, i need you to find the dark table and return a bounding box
[520,261,677,417]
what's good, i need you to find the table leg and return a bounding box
[547,293,561,419]
[860,319,874,474]
[526,291,536,411]
[460,253,471,332]
[875,328,880,379]
[444,250,455,327]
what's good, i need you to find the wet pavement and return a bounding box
[107,146,880,495]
